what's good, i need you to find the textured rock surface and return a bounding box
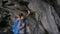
[28,0,60,34]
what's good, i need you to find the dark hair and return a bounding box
[17,13,24,18]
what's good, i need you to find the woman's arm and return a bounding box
[25,10,30,19]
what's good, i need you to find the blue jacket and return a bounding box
[12,18,26,34]
[12,19,19,34]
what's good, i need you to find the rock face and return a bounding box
[28,0,60,34]
[0,0,60,34]
[57,0,60,5]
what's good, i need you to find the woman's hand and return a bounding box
[25,10,30,18]
[27,10,30,14]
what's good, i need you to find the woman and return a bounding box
[12,10,30,34]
